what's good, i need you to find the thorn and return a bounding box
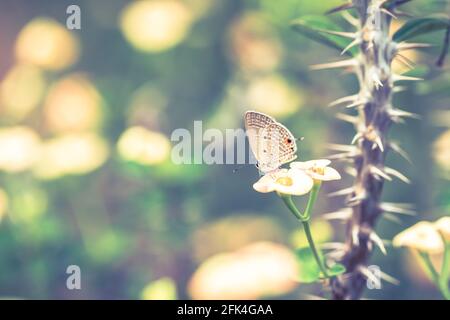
[341,38,360,55]
[325,249,346,260]
[310,59,357,71]
[322,208,352,221]
[379,270,400,285]
[370,232,387,255]
[328,187,354,197]
[347,191,367,206]
[351,132,363,144]
[326,143,357,152]
[370,166,392,181]
[383,213,402,224]
[389,108,421,120]
[336,113,359,124]
[345,166,357,177]
[384,167,411,184]
[328,94,358,107]
[352,226,359,246]
[389,142,412,163]
[320,242,347,250]
[358,265,381,285]
[393,74,423,82]
[379,202,415,215]
[396,42,433,51]
[318,29,357,39]
[373,135,385,152]
[393,86,407,93]
[341,11,359,27]
[395,53,416,70]
[345,99,367,109]
[372,72,384,89]
[381,8,398,19]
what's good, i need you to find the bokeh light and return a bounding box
[0,188,8,222]
[433,129,450,174]
[15,18,79,70]
[141,277,177,300]
[33,133,109,179]
[43,74,103,133]
[245,74,304,117]
[188,242,298,299]
[117,126,171,166]
[120,0,193,53]
[0,64,46,121]
[229,12,283,73]
[9,188,48,225]
[290,219,333,248]
[0,126,41,173]
[192,214,285,262]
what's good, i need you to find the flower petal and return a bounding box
[273,169,314,196]
[253,174,276,193]
[434,216,450,241]
[322,167,341,181]
[393,221,444,254]
[291,159,331,170]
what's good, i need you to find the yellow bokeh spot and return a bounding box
[9,188,48,224]
[246,75,303,117]
[229,12,282,73]
[192,215,285,262]
[0,127,41,173]
[15,18,79,71]
[290,219,333,248]
[34,133,109,179]
[392,49,419,75]
[0,64,46,121]
[188,242,298,300]
[120,0,193,52]
[141,277,177,300]
[433,129,450,172]
[117,126,171,166]
[43,74,103,133]
[0,188,9,222]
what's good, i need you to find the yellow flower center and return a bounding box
[311,166,325,175]
[276,176,293,187]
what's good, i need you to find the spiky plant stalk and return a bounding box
[329,0,414,299]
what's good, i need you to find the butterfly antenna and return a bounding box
[296,136,305,142]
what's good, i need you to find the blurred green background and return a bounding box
[0,0,449,299]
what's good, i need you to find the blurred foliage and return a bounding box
[0,0,448,299]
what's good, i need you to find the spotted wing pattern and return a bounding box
[244,111,297,173]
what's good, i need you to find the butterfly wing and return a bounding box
[257,122,297,172]
[244,111,276,170]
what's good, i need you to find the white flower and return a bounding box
[434,216,450,242]
[290,159,341,181]
[253,168,314,196]
[393,221,445,254]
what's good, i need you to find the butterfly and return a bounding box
[244,111,298,174]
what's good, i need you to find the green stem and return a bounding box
[439,239,450,299]
[302,219,329,278]
[280,194,306,221]
[419,251,450,300]
[304,181,321,221]
[279,181,329,278]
